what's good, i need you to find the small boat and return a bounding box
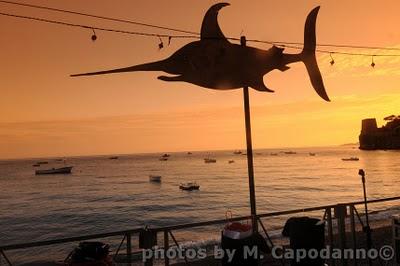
[179,182,200,191]
[37,161,48,165]
[342,157,359,161]
[309,153,316,156]
[270,153,278,156]
[284,151,297,155]
[109,156,119,160]
[187,152,193,155]
[159,157,168,161]
[161,153,170,158]
[233,150,242,155]
[32,164,40,167]
[149,175,162,182]
[204,158,217,163]
[228,160,235,164]
[35,166,73,175]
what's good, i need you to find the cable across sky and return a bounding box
[1,0,400,59]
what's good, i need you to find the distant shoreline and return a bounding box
[0,144,356,161]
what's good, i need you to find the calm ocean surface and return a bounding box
[1,146,400,263]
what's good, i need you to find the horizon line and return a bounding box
[0,143,359,161]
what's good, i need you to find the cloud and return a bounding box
[1,92,399,159]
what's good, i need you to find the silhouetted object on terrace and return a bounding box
[282,217,325,266]
[66,241,113,265]
[359,116,400,150]
[71,3,330,101]
[221,231,270,265]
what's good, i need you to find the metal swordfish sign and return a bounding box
[71,3,330,102]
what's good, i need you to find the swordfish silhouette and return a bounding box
[71,3,330,101]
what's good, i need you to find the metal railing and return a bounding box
[1,196,399,265]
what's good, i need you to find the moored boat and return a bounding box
[149,175,162,182]
[309,153,316,156]
[204,158,217,163]
[35,166,73,175]
[342,157,359,161]
[109,156,119,160]
[228,160,235,164]
[179,182,200,191]
[233,150,242,155]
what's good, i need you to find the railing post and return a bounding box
[326,207,335,266]
[164,230,169,266]
[0,250,12,266]
[335,204,348,266]
[126,233,132,265]
[350,205,357,266]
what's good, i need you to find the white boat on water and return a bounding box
[149,175,162,182]
[35,166,73,175]
[179,182,200,191]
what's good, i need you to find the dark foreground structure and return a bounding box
[1,196,400,266]
[359,115,400,150]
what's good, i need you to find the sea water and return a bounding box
[1,146,400,263]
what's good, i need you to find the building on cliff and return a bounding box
[359,115,400,150]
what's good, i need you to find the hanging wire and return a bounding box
[158,36,164,50]
[3,0,400,53]
[371,56,376,67]
[329,53,335,65]
[91,28,97,41]
[2,0,400,53]
[0,0,199,35]
[0,12,198,39]
[1,10,400,59]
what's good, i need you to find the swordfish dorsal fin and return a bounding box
[200,3,230,41]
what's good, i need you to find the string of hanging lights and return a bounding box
[0,1,399,70]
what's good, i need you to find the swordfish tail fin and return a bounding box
[70,60,166,77]
[301,6,330,102]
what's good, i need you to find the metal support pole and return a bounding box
[126,233,132,265]
[169,231,189,265]
[164,230,169,266]
[359,169,372,266]
[350,205,357,266]
[326,208,335,266]
[241,35,258,233]
[335,204,347,266]
[0,250,12,266]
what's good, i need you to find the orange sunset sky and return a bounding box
[1,0,400,159]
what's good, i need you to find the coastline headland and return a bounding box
[359,115,400,150]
